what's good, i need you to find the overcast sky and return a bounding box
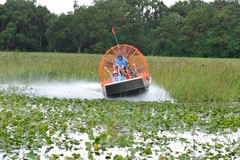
[0,0,213,14]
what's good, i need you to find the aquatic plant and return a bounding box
[0,92,239,159]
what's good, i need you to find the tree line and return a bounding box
[0,0,240,58]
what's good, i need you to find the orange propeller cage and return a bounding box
[99,44,150,87]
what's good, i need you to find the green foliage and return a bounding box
[0,0,240,57]
[0,0,51,51]
[0,92,239,159]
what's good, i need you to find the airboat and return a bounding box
[99,44,151,97]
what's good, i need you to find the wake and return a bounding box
[0,81,174,102]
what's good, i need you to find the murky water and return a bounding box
[0,81,174,102]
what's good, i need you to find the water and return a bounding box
[0,81,174,102]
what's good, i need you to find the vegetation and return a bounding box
[0,0,240,58]
[0,52,239,102]
[148,56,240,102]
[0,92,239,159]
[0,52,100,82]
[0,0,239,159]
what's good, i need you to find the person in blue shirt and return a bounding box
[115,54,129,80]
[115,54,128,68]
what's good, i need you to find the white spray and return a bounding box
[0,81,174,102]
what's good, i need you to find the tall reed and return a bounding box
[0,52,101,82]
[148,56,240,102]
[0,52,239,102]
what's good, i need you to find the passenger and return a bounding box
[117,65,129,80]
[104,66,121,82]
[120,66,131,79]
[126,67,132,79]
[131,63,138,78]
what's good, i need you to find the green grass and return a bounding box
[0,52,101,82]
[148,57,240,102]
[0,51,239,102]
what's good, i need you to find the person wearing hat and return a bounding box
[104,66,121,82]
[115,54,128,69]
[115,54,129,80]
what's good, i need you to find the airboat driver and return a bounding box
[115,54,128,69]
[114,54,129,79]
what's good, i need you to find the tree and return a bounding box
[209,3,240,57]
[179,2,215,57]
[34,5,51,50]
[86,0,145,53]
[0,22,16,50]
[45,14,75,52]
[170,1,191,17]
[0,0,51,51]
[70,6,90,53]
[152,13,183,56]
[0,0,240,57]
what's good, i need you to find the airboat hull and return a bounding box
[102,77,150,97]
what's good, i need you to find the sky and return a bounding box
[0,0,213,14]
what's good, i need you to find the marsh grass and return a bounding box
[148,57,240,102]
[0,52,239,102]
[0,52,101,82]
